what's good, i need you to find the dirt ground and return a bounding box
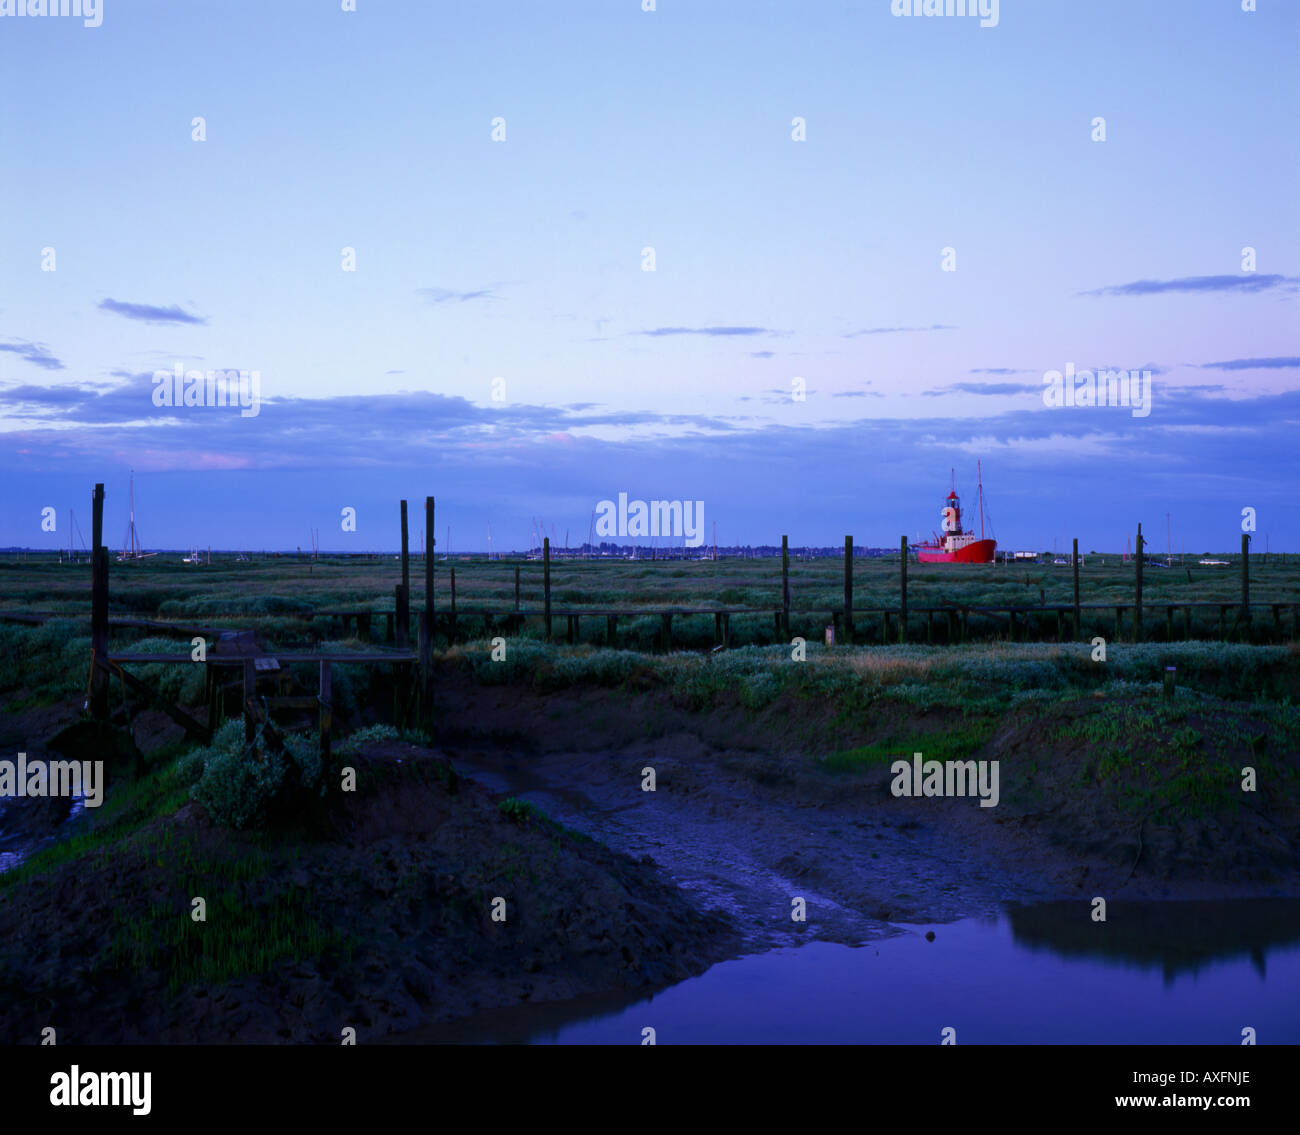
[434,671,1300,956]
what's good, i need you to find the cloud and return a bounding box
[1079,274,1300,297]
[417,287,496,304]
[750,351,775,359]
[0,340,64,370]
[968,368,1030,376]
[1198,356,1300,371]
[844,324,955,338]
[640,326,772,337]
[924,382,1039,397]
[99,298,207,325]
[832,390,884,398]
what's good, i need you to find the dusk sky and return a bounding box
[1,0,1297,554]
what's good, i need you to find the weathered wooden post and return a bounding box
[899,536,908,644]
[1072,538,1081,640]
[396,500,410,648]
[1241,533,1251,627]
[781,535,790,637]
[1134,524,1143,643]
[319,660,332,759]
[843,536,854,644]
[419,495,435,731]
[90,482,109,720]
[243,658,256,745]
[543,537,552,640]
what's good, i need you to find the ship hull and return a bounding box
[916,539,996,564]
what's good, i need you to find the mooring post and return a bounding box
[1072,538,1081,640]
[90,482,109,720]
[419,495,435,731]
[899,536,908,644]
[397,500,410,649]
[243,658,256,745]
[319,660,332,759]
[1134,524,1144,643]
[1241,532,1251,627]
[782,535,790,637]
[843,535,854,644]
[543,538,552,640]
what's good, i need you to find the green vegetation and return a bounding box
[819,714,999,772]
[185,719,342,830]
[104,836,354,998]
[1046,699,1300,821]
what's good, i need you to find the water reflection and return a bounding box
[391,899,1300,1045]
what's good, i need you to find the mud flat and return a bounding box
[434,666,1300,958]
[0,726,738,1044]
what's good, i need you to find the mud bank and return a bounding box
[0,734,739,1044]
[433,667,1300,956]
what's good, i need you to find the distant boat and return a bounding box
[117,470,158,561]
[915,463,997,564]
[182,549,203,564]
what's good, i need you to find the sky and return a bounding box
[1,0,1297,554]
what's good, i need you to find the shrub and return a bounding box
[186,721,340,829]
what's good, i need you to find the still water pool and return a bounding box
[410,899,1300,1045]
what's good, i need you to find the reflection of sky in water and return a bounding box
[0,789,86,874]
[407,904,1300,1046]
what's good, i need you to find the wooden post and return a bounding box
[834,537,848,643]
[1165,605,1173,642]
[543,537,552,640]
[243,658,256,745]
[395,584,409,648]
[206,662,219,734]
[899,536,908,644]
[722,612,730,648]
[397,501,411,649]
[782,535,790,636]
[1241,533,1251,624]
[660,612,673,651]
[424,495,435,628]
[515,565,521,612]
[714,612,722,646]
[1072,538,1080,640]
[90,483,109,720]
[607,614,618,646]
[420,496,435,731]
[319,660,332,760]
[400,499,410,593]
[1134,524,1143,643]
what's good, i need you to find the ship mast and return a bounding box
[977,460,985,541]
